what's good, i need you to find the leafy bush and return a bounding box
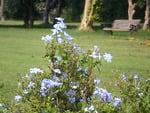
[0,18,114,113]
[115,74,150,113]
[0,18,149,113]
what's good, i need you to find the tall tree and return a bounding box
[43,0,51,24]
[79,0,97,31]
[143,0,150,30]
[22,0,36,28]
[0,0,4,20]
[128,0,136,20]
[43,0,64,24]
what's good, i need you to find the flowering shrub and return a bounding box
[116,74,150,113]
[0,18,149,113]
[0,18,115,113]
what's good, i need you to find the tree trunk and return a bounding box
[23,0,35,28]
[79,0,97,31]
[128,0,135,21]
[143,0,150,30]
[55,0,62,17]
[43,0,51,24]
[0,0,4,20]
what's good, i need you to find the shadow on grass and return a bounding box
[0,23,80,29]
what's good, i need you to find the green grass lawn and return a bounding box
[0,20,150,101]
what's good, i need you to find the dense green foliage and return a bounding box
[3,0,146,22]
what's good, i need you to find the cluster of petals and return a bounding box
[93,87,112,103]
[89,52,101,60]
[40,78,62,96]
[84,105,98,113]
[30,67,43,74]
[41,35,53,45]
[112,98,122,108]
[103,53,112,62]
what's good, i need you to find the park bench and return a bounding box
[103,19,141,35]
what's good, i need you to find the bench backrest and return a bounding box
[112,19,141,30]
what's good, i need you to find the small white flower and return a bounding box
[0,103,2,107]
[103,53,112,62]
[138,93,143,97]
[120,74,127,81]
[51,29,59,35]
[72,85,78,89]
[54,69,61,74]
[15,95,22,102]
[88,105,94,111]
[84,105,95,112]
[134,75,138,80]
[93,45,99,51]
[18,82,21,87]
[89,52,97,58]
[55,17,64,22]
[97,53,102,60]
[28,81,35,89]
[30,68,43,74]
[23,89,28,94]
[84,107,88,112]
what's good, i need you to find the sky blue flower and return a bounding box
[41,78,62,90]
[39,89,47,97]
[81,49,86,54]
[94,78,100,85]
[56,37,63,43]
[79,98,83,103]
[67,89,74,96]
[53,17,67,32]
[62,73,67,79]
[64,32,73,41]
[106,93,112,103]
[52,75,60,81]
[69,97,76,103]
[40,78,63,97]
[54,56,62,61]
[41,35,53,45]
[53,24,63,32]
[51,29,59,35]
[93,87,112,103]
[120,74,127,82]
[112,98,122,108]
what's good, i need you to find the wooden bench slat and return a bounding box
[103,19,141,34]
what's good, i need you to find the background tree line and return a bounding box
[1,0,149,30]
